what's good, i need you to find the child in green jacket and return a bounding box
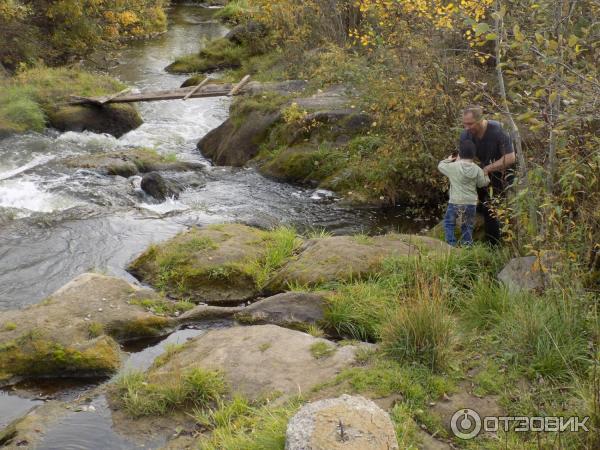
[438,140,490,246]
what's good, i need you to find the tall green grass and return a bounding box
[244,226,300,289]
[381,276,454,372]
[494,290,591,381]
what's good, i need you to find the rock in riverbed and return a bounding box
[63,147,202,177]
[234,292,326,330]
[0,273,175,383]
[128,223,281,305]
[48,104,142,138]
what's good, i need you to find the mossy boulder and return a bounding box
[165,38,250,74]
[63,148,201,177]
[266,234,450,291]
[47,103,142,138]
[0,273,175,383]
[143,325,364,401]
[128,224,285,305]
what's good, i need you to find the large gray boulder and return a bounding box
[285,395,399,450]
[0,273,174,383]
[266,234,450,291]
[128,224,282,305]
[147,325,364,401]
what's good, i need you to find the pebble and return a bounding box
[98,308,103,312]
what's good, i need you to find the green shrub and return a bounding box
[214,0,250,24]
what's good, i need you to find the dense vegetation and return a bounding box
[0,0,170,70]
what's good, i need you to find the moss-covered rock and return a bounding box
[128,224,295,305]
[266,234,451,291]
[47,103,142,138]
[165,38,250,74]
[0,273,175,383]
[198,108,282,166]
[63,147,201,176]
[0,67,141,137]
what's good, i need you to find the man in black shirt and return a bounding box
[460,105,516,244]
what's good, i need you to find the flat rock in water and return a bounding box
[267,234,450,291]
[0,273,174,382]
[285,394,399,450]
[147,325,363,401]
[63,148,201,177]
[234,292,326,330]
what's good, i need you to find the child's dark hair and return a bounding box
[459,139,476,159]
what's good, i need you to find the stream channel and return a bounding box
[0,4,432,448]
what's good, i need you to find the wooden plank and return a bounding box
[67,80,257,105]
[70,87,130,106]
[228,75,251,96]
[100,87,131,104]
[183,77,210,101]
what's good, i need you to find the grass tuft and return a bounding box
[381,277,454,372]
[114,368,227,417]
[309,341,336,359]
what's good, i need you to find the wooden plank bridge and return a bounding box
[69,75,251,106]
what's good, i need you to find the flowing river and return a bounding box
[0,4,433,447]
[0,5,428,312]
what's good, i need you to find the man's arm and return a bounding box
[483,127,516,175]
[483,152,516,175]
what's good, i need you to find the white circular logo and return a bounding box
[451,408,482,440]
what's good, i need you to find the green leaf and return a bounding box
[474,22,491,36]
[568,35,578,47]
